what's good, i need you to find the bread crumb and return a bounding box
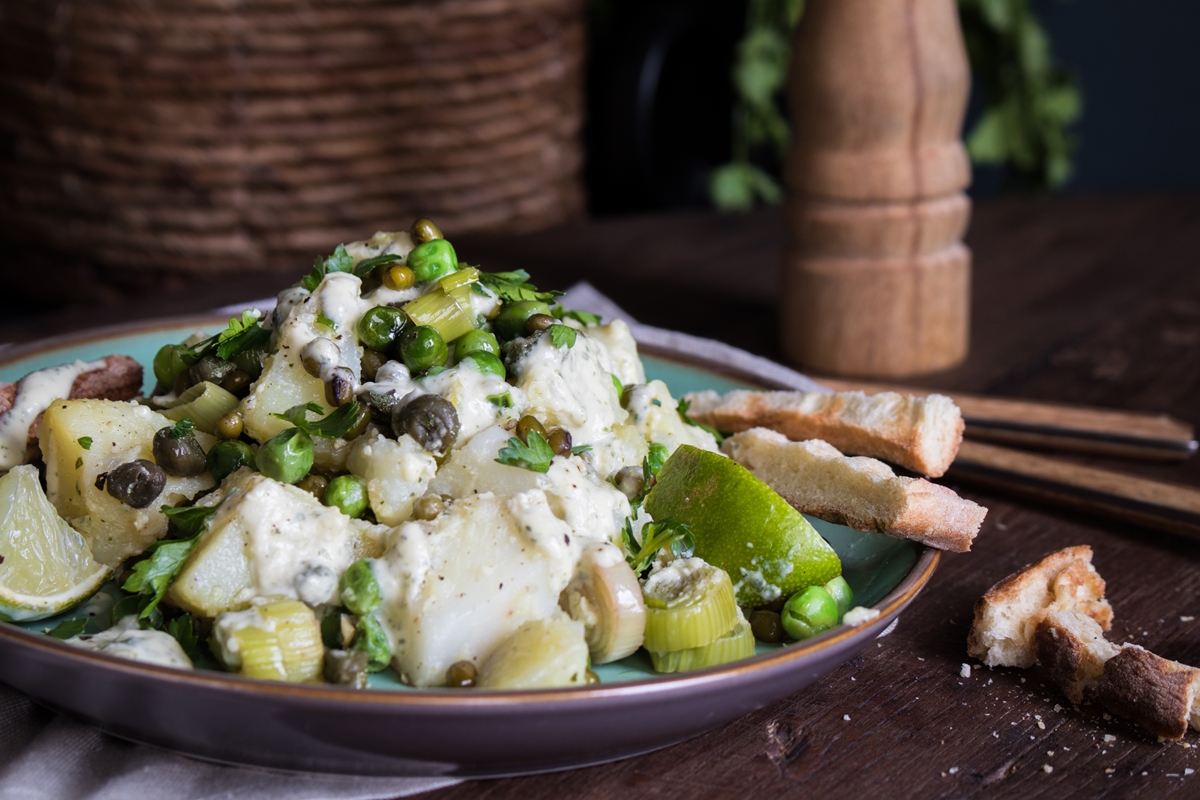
[1047,751,1055,756]
[1043,764,1053,774]
[1053,704,1062,712]
[843,715,851,721]
[1103,713,1112,721]
[1142,772,1149,776]
[1186,768,1194,776]
[961,664,971,678]
[1104,734,1116,742]
[948,767,958,775]
[1106,768,1115,774]
[1038,720,1046,730]
[1182,616,1194,622]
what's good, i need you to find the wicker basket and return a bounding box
[0,0,585,298]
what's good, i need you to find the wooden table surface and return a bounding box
[6,193,1200,797]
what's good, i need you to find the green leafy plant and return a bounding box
[710,0,1080,208]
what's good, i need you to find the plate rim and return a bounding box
[0,312,940,709]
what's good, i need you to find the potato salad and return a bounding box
[1,219,847,690]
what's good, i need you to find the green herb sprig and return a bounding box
[622,517,696,579]
[495,430,555,473]
[270,401,364,439]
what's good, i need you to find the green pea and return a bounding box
[406,239,458,283]
[354,614,392,672]
[254,427,313,484]
[357,306,407,352]
[823,576,854,618]
[454,329,500,359]
[324,474,369,519]
[207,440,255,484]
[494,300,551,340]
[781,586,839,641]
[398,325,448,372]
[458,351,505,378]
[340,559,381,616]
[153,344,194,389]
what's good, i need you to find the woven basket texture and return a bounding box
[0,0,586,296]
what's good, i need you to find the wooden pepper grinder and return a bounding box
[781,0,972,377]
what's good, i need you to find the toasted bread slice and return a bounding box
[721,427,985,552]
[967,545,1111,669]
[683,388,964,477]
[1093,647,1200,740]
[1033,609,1121,703]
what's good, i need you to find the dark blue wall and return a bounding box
[1039,0,1200,191]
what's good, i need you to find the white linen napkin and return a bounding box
[1,283,827,798]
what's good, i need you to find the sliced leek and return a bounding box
[211,598,324,682]
[642,558,738,652]
[403,289,475,343]
[560,543,646,664]
[161,381,240,434]
[438,266,479,293]
[648,609,754,673]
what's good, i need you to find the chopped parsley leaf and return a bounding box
[495,430,555,473]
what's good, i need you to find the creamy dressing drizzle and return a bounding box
[0,359,104,470]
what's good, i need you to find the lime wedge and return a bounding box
[644,445,841,606]
[0,465,110,622]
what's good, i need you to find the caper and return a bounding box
[585,668,600,685]
[341,402,372,440]
[208,440,255,484]
[453,329,500,359]
[398,325,448,372]
[445,660,476,688]
[220,368,253,397]
[301,337,340,380]
[457,351,505,378]
[153,344,193,389]
[360,348,388,382]
[411,217,444,243]
[106,459,166,508]
[231,347,267,380]
[296,473,328,500]
[357,306,407,352]
[324,366,356,407]
[324,649,369,689]
[494,300,551,341]
[393,394,460,454]
[215,411,244,440]
[516,415,547,444]
[749,609,785,643]
[188,354,235,387]
[613,466,644,500]
[383,265,415,291]
[406,239,458,283]
[255,427,314,484]
[411,494,445,521]
[172,369,194,396]
[525,313,557,334]
[547,427,573,457]
[361,390,399,428]
[152,424,208,477]
[324,475,368,518]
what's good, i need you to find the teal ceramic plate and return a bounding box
[0,316,938,776]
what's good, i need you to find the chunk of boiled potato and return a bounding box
[240,273,368,443]
[166,469,388,617]
[39,399,216,569]
[373,490,581,687]
[476,615,591,690]
[346,432,437,526]
[623,380,720,455]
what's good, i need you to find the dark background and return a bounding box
[586,0,1200,213]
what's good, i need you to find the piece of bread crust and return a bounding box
[1092,647,1200,740]
[967,545,1111,668]
[721,428,985,552]
[1033,609,1120,703]
[683,388,964,478]
[0,355,143,465]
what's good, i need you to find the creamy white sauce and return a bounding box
[842,606,881,626]
[68,616,193,670]
[0,359,104,470]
